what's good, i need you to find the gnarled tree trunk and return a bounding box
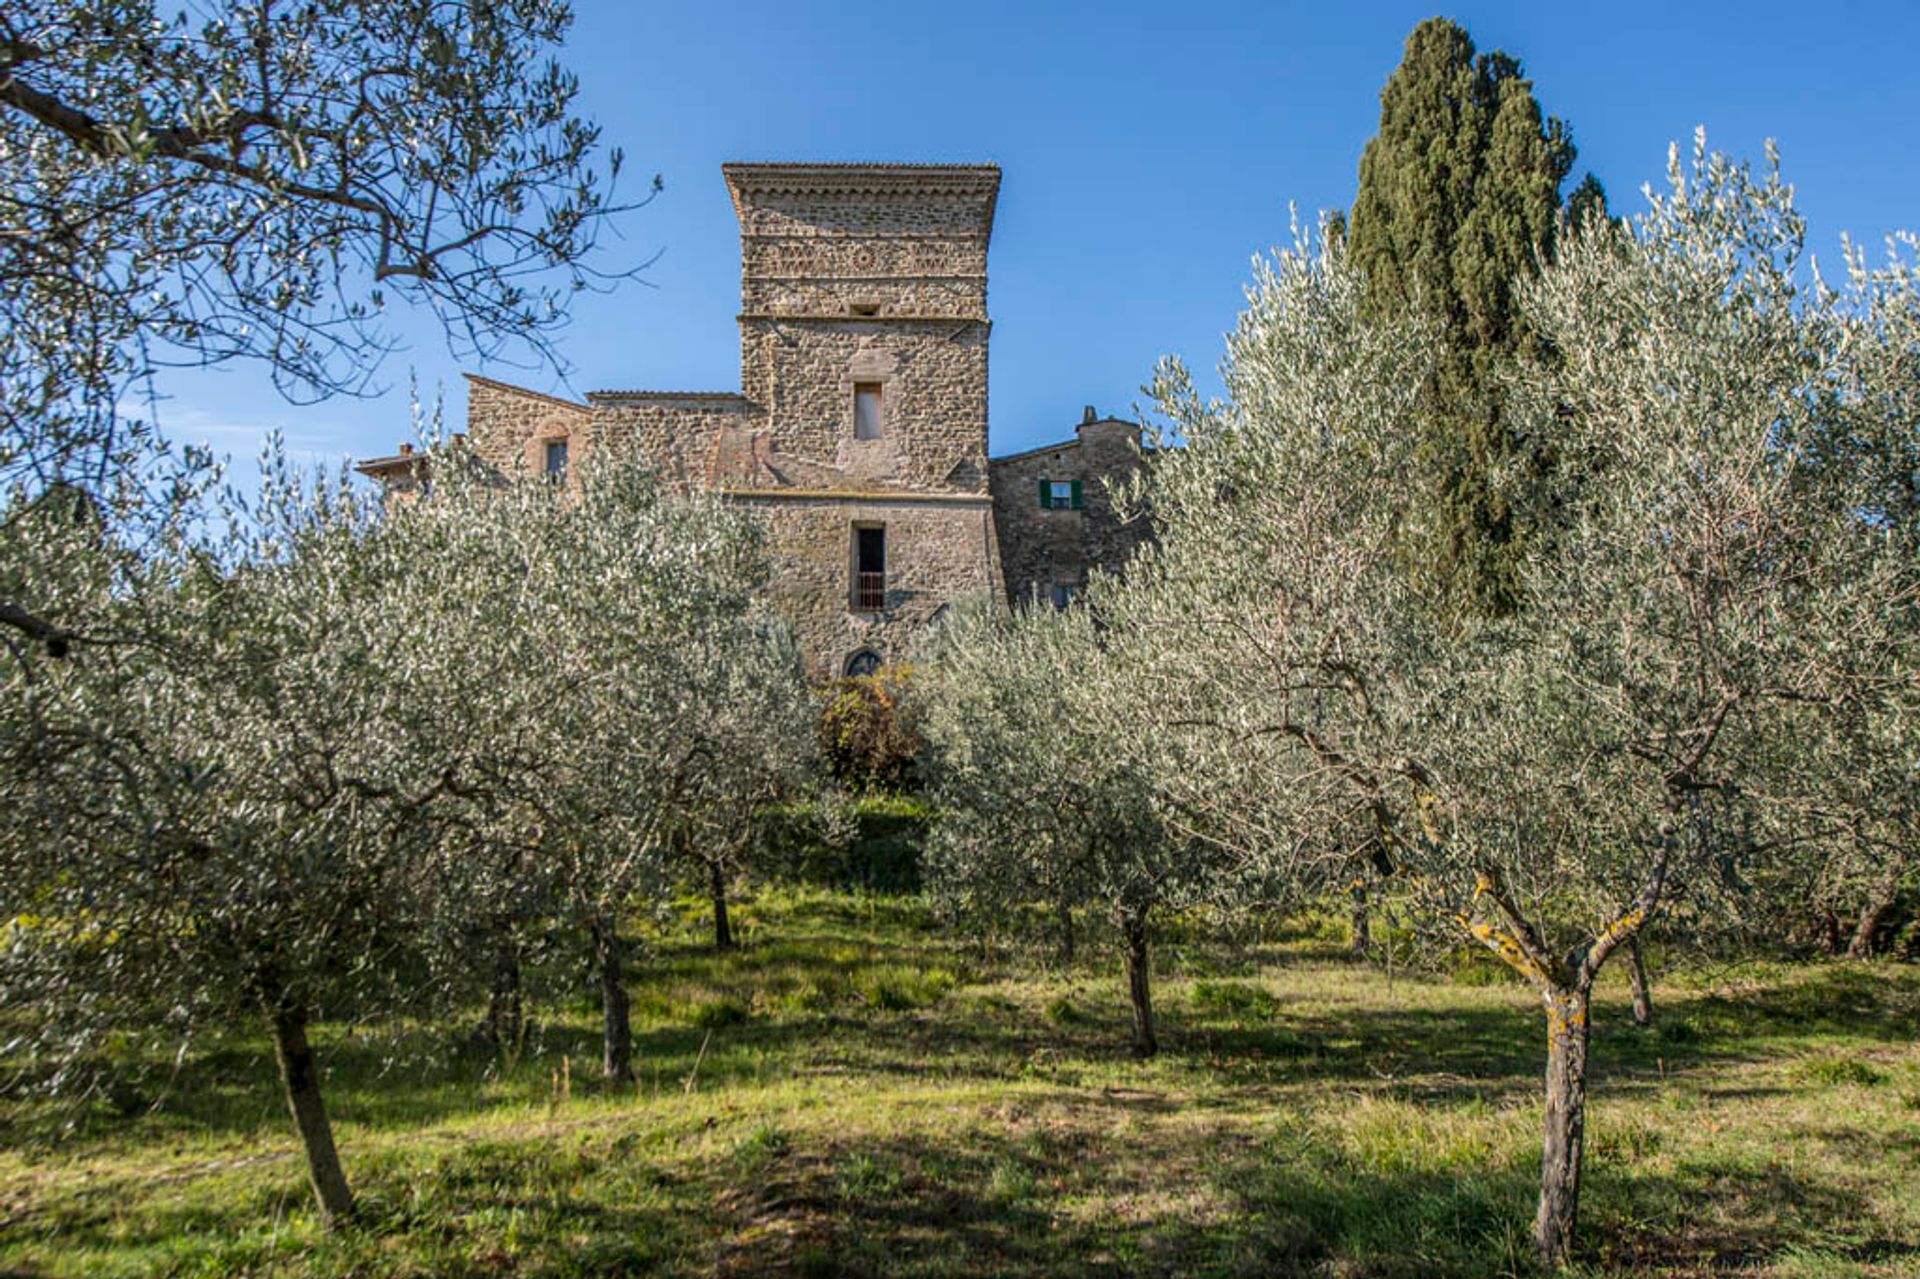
[1349,883,1371,956]
[592,915,634,1082]
[709,860,734,952]
[1121,910,1157,1057]
[1847,878,1898,959]
[1625,936,1653,1028]
[1535,985,1592,1267]
[486,940,523,1053]
[264,998,355,1225]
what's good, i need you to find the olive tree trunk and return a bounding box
[1121,910,1157,1057]
[1349,883,1371,956]
[591,915,634,1082]
[1625,936,1653,1028]
[1535,984,1593,1267]
[264,999,356,1225]
[485,940,524,1052]
[709,860,734,952]
[1847,879,1898,959]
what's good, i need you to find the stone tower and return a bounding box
[726,163,1000,496]
[365,163,1011,680]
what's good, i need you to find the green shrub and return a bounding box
[733,1119,790,1169]
[1043,995,1081,1025]
[856,963,957,1011]
[767,791,930,893]
[836,1152,905,1201]
[818,667,922,791]
[1795,1055,1885,1088]
[1192,980,1282,1022]
[688,996,752,1029]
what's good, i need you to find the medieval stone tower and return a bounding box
[359,162,1143,678]
[713,163,1006,676]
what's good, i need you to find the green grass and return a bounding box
[3,884,1919,1277]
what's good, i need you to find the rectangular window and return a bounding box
[544,439,569,483]
[853,525,886,611]
[1051,582,1080,609]
[854,383,883,440]
[1041,478,1082,510]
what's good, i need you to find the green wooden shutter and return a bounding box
[1070,479,1084,509]
[1038,477,1051,509]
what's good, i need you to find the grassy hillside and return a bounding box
[3,887,1917,1278]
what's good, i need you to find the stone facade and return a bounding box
[988,408,1148,609]
[358,163,1146,678]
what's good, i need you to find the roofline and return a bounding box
[989,437,1080,465]
[462,372,589,413]
[353,454,426,476]
[721,161,1000,181]
[990,416,1142,465]
[722,162,1000,244]
[587,390,752,404]
[718,488,992,505]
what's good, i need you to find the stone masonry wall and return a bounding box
[738,318,989,491]
[463,375,593,480]
[988,416,1148,608]
[747,495,1000,680]
[728,165,995,499]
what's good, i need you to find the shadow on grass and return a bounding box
[1,1132,705,1279]
[699,1102,1915,1279]
[13,922,1914,1159]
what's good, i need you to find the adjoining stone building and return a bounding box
[358,163,1146,678]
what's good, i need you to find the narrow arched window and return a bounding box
[844,649,882,678]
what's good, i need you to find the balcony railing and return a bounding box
[853,571,886,612]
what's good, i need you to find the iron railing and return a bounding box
[853,572,886,612]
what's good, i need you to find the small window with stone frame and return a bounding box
[543,438,569,483]
[852,524,886,612]
[854,383,884,440]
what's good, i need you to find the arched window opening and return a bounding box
[844,649,882,678]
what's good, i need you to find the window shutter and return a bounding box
[1070,479,1084,509]
[1038,477,1051,509]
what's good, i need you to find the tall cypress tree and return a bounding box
[1347,18,1598,615]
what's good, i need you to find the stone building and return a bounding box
[358,163,1146,678]
[988,406,1148,609]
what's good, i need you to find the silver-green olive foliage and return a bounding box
[0,438,809,1217]
[1108,137,1916,1263]
[918,599,1240,1054]
[0,0,642,652]
[665,611,820,951]
[360,444,812,1079]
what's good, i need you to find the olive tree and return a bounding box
[920,601,1233,1056]
[1432,139,1916,1261]
[1114,141,1918,1265]
[0,451,444,1225]
[1,0,645,648]
[666,618,819,952]
[1098,216,1445,945]
[384,449,790,1081]
[1,437,807,1216]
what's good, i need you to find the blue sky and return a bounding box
[170,1,1920,481]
